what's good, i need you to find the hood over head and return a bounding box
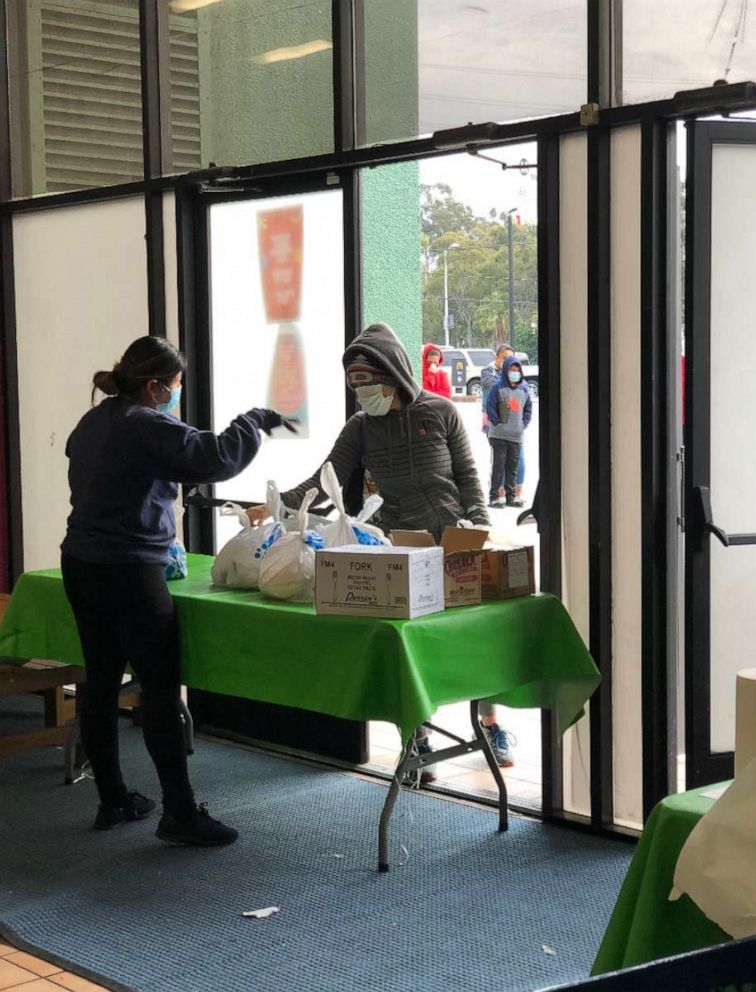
[343,323,421,403]
[422,342,444,370]
[503,356,523,378]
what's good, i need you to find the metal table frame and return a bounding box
[378,700,508,871]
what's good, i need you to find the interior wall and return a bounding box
[559,132,591,816]
[13,197,149,571]
[610,125,643,827]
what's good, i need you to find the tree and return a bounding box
[420,184,539,359]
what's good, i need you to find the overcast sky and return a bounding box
[419,145,539,224]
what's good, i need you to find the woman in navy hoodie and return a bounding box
[62,336,285,847]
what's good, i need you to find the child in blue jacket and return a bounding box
[485,356,532,507]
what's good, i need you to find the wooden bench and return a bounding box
[0,591,194,781]
[0,592,88,764]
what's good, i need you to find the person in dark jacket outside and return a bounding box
[247,322,489,782]
[62,336,287,846]
[486,356,532,508]
[480,343,515,434]
[481,343,515,503]
[421,343,452,398]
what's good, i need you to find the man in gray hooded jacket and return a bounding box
[248,323,492,780]
[277,322,489,539]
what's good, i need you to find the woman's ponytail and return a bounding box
[91,370,119,405]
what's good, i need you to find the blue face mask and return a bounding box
[156,385,182,414]
[508,371,522,385]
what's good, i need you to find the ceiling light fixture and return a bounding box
[169,0,224,12]
[254,39,332,64]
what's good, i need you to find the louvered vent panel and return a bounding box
[39,3,201,192]
[41,3,143,191]
[168,13,201,174]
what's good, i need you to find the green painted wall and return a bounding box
[361,162,423,380]
[196,0,423,380]
[197,0,333,166]
[360,0,419,146]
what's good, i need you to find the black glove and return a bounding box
[248,409,298,436]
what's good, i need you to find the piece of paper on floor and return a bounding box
[701,785,729,800]
[541,944,557,956]
[242,906,280,919]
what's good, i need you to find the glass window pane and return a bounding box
[469,348,495,366]
[165,0,333,174]
[6,0,144,197]
[362,151,543,810]
[357,0,586,146]
[209,190,345,551]
[623,0,756,105]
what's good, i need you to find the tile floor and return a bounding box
[367,699,543,809]
[0,941,107,992]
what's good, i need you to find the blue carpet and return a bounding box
[0,699,632,992]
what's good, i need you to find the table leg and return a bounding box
[470,700,508,832]
[64,691,84,785]
[378,744,413,873]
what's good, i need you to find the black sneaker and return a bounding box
[155,803,238,847]
[488,498,506,508]
[506,498,526,508]
[94,791,156,830]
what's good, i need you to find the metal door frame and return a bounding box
[178,171,367,764]
[684,119,756,787]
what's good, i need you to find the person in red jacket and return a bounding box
[422,343,452,398]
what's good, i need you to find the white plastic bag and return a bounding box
[211,482,285,588]
[258,489,322,602]
[319,461,387,548]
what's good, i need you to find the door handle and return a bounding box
[695,486,756,547]
[183,486,334,517]
[184,486,255,510]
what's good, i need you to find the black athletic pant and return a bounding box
[61,554,195,817]
[489,437,521,502]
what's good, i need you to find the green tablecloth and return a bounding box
[592,785,732,974]
[0,554,599,743]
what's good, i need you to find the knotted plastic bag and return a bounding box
[319,461,387,548]
[258,489,324,602]
[211,482,285,588]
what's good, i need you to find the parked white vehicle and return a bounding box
[440,346,536,397]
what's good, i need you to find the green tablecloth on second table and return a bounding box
[0,554,599,744]
[592,785,732,974]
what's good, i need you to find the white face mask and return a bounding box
[355,384,394,416]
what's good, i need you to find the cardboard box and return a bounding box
[389,526,488,609]
[481,545,535,600]
[314,544,444,619]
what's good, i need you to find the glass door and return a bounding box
[189,183,368,764]
[685,120,756,787]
